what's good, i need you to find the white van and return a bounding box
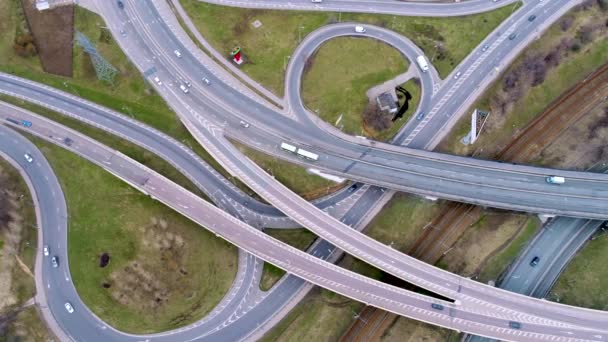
[355,26,366,33]
[546,176,565,184]
[416,55,429,72]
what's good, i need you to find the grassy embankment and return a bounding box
[0,156,54,340]
[438,3,608,157]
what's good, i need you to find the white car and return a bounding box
[64,302,74,313]
[355,26,366,33]
[202,77,211,85]
[153,76,162,86]
[24,153,33,163]
[311,0,322,2]
[43,245,49,257]
[174,49,182,58]
[453,71,461,79]
[239,120,250,128]
[179,84,189,94]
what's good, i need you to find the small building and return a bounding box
[376,92,398,114]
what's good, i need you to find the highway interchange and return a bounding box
[1,0,607,341]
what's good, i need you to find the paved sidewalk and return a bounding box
[366,65,416,101]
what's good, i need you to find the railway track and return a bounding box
[497,62,608,163]
[340,63,608,342]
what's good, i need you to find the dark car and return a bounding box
[530,256,540,267]
[509,33,517,40]
[431,303,444,310]
[117,0,124,9]
[509,321,521,329]
[528,15,537,22]
[348,184,359,193]
[51,256,59,268]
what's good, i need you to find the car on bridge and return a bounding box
[530,256,540,267]
[431,303,444,310]
[546,176,565,184]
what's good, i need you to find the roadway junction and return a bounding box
[1,0,607,341]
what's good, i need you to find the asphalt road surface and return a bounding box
[4,0,606,340]
[6,102,599,341]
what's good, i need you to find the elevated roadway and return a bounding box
[7,0,607,340]
[3,102,594,341]
[95,0,608,338]
[108,0,608,220]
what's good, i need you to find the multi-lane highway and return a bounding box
[5,101,594,342]
[96,0,608,337]
[4,0,607,340]
[101,0,608,221]
[467,217,603,342]
[0,81,373,341]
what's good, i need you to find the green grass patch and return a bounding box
[477,217,540,284]
[438,5,608,156]
[260,287,363,342]
[180,0,518,96]
[302,37,407,139]
[260,229,316,291]
[27,135,237,333]
[363,194,443,252]
[550,233,608,310]
[233,141,340,199]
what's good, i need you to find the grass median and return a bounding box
[26,135,237,333]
